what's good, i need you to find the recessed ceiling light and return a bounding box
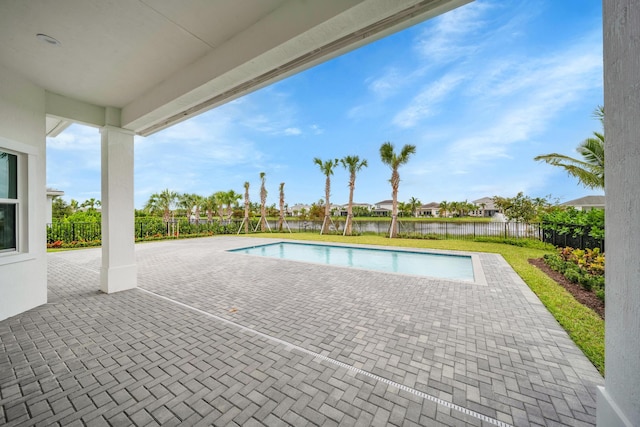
[36,33,61,46]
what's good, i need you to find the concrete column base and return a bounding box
[597,387,634,427]
[100,264,137,294]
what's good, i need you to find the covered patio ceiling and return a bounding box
[0,0,469,137]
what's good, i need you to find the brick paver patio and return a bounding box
[1,237,603,426]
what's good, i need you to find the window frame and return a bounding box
[0,149,19,253]
[0,136,37,264]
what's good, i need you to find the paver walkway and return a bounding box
[1,237,603,426]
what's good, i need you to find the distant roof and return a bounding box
[46,188,64,197]
[421,202,440,208]
[339,203,371,208]
[561,195,605,207]
[473,197,494,204]
[376,200,393,204]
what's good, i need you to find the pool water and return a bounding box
[229,242,474,281]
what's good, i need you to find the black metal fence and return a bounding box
[280,219,544,241]
[540,222,605,251]
[47,219,604,250]
[46,219,239,243]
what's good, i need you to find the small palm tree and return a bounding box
[278,182,286,232]
[259,172,268,232]
[202,194,218,223]
[314,158,339,234]
[449,201,459,217]
[225,189,241,220]
[243,181,250,234]
[192,194,204,224]
[408,196,421,217]
[534,106,604,190]
[145,189,177,222]
[178,193,197,221]
[213,191,227,221]
[81,198,101,211]
[379,142,416,238]
[439,200,449,218]
[340,155,368,236]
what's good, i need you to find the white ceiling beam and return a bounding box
[45,91,106,129]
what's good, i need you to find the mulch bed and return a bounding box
[528,258,605,319]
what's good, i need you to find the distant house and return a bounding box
[472,197,499,217]
[337,203,372,216]
[561,195,605,211]
[290,203,311,216]
[372,200,393,216]
[417,202,439,217]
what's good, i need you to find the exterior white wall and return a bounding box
[0,64,47,321]
[598,1,640,425]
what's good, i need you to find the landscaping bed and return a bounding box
[529,258,604,319]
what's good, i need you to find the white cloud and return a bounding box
[366,68,411,98]
[310,124,324,135]
[392,73,465,128]
[414,0,494,63]
[445,36,602,171]
[283,127,302,136]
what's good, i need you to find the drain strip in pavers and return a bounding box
[139,287,513,427]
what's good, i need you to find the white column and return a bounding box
[598,1,640,426]
[100,125,136,293]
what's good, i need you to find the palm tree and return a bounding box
[225,190,241,220]
[534,106,605,190]
[192,194,204,224]
[313,157,339,234]
[145,189,177,222]
[278,182,286,232]
[243,181,250,234]
[178,193,197,221]
[340,155,368,236]
[213,191,227,221]
[379,142,416,238]
[81,198,101,211]
[398,201,409,217]
[439,200,449,218]
[450,201,460,217]
[259,172,268,232]
[407,196,421,217]
[202,194,218,223]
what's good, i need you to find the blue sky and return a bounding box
[47,0,604,209]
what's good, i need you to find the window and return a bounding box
[0,150,18,252]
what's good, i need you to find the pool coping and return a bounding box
[228,239,488,286]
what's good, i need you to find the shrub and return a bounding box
[564,268,581,284]
[543,246,605,299]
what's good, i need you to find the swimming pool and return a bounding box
[229,242,476,282]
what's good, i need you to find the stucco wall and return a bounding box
[599,0,640,425]
[0,64,47,321]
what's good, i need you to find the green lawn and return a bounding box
[244,232,605,375]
